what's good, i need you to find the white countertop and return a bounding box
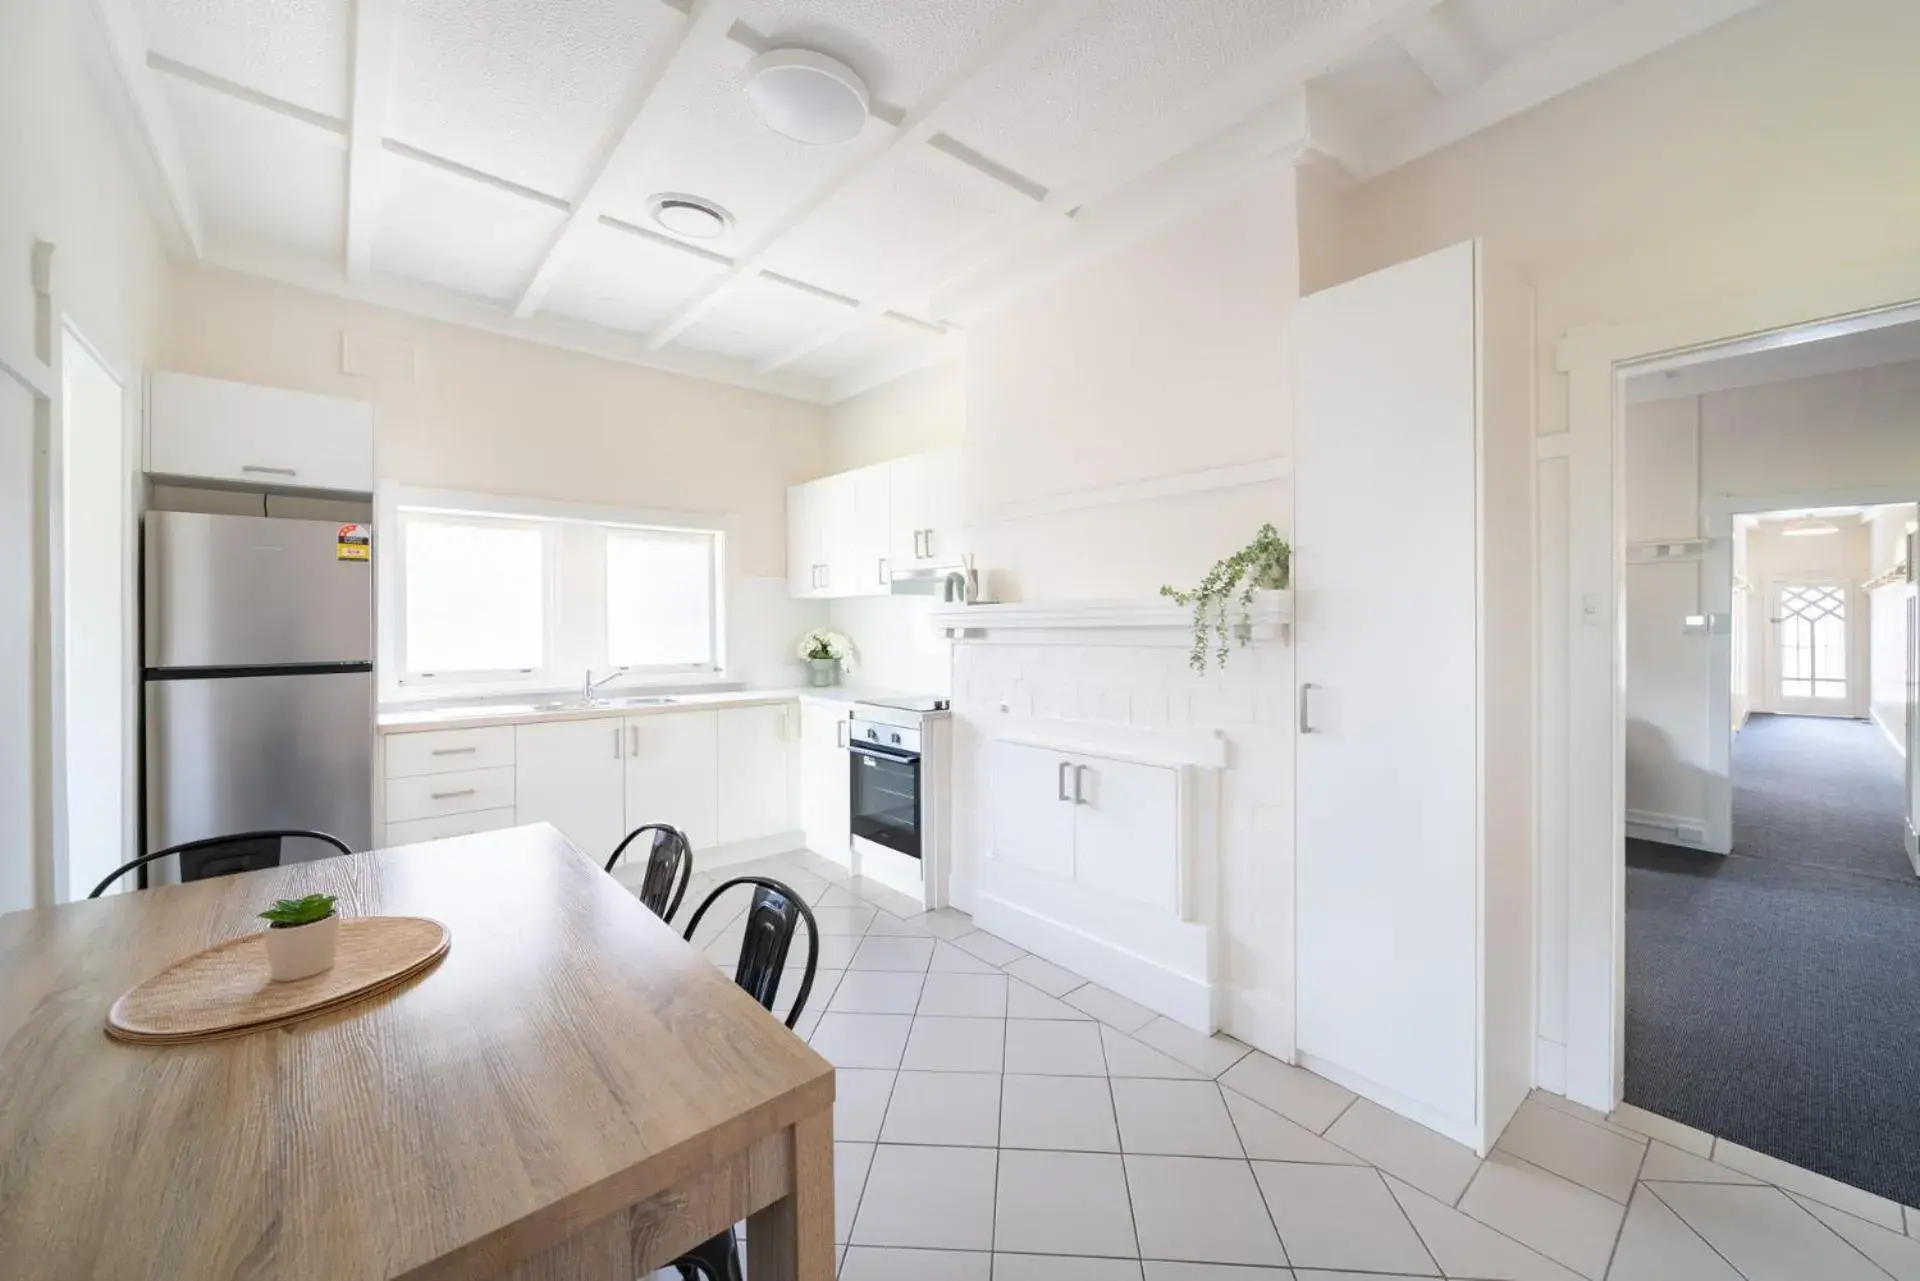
[377,684,924,732]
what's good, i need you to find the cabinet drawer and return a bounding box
[383,807,518,847]
[385,766,515,822]
[384,725,515,778]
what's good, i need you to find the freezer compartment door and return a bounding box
[145,670,373,860]
[145,511,372,668]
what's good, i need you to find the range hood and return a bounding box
[890,562,981,602]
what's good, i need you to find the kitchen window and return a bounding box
[383,490,727,698]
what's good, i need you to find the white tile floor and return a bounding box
[645,852,1920,1280]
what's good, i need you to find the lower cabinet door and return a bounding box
[1068,755,1179,912]
[513,718,628,863]
[625,711,719,851]
[799,701,851,863]
[716,704,793,845]
[986,740,1076,881]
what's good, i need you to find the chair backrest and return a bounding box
[603,824,693,922]
[87,829,354,899]
[680,876,819,1030]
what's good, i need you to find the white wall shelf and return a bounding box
[929,591,1290,647]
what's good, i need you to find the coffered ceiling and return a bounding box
[105,0,1763,402]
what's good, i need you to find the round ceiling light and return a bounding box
[746,49,870,146]
[648,193,733,240]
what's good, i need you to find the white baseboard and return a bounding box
[698,830,808,871]
[1535,1038,1569,1094]
[1871,709,1908,759]
[1908,820,1919,877]
[1296,1051,1486,1154]
[971,888,1214,1032]
[1625,809,1710,849]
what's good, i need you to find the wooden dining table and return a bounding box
[0,823,836,1281]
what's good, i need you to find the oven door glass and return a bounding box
[849,742,921,860]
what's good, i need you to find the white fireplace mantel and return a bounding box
[929,591,1290,647]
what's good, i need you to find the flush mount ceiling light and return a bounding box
[1781,519,1840,537]
[746,49,869,146]
[648,193,733,240]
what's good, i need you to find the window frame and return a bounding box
[376,485,731,703]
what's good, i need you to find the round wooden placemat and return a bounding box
[107,916,450,1045]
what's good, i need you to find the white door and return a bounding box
[800,700,851,864]
[58,329,129,902]
[0,374,35,911]
[1766,579,1856,717]
[1294,241,1481,1123]
[625,711,719,850]
[514,718,627,860]
[716,704,793,844]
[986,741,1076,880]
[1069,755,1179,912]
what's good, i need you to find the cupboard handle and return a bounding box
[836,719,850,748]
[878,557,889,585]
[922,528,934,559]
[613,727,622,760]
[240,464,297,477]
[429,746,476,756]
[1057,761,1071,802]
[430,788,476,800]
[629,725,640,756]
[1074,764,1089,805]
[913,530,925,558]
[1298,683,1316,734]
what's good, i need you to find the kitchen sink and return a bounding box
[599,695,681,708]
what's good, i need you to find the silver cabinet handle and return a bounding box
[913,529,926,558]
[1057,760,1071,802]
[429,746,476,757]
[430,788,476,800]
[613,727,622,760]
[629,725,640,756]
[877,557,889,585]
[1298,683,1316,734]
[922,528,934,559]
[1074,764,1089,805]
[240,464,297,476]
[836,718,850,748]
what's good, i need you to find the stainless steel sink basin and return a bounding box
[602,695,680,708]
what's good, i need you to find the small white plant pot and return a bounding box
[264,913,340,982]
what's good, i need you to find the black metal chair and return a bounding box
[603,823,693,922]
[87,829,353,899]
[670,876,821,1281]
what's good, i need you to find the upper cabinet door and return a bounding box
[829,463,892,597]
[148,372,374,494]
[787,479,826,598]
[887,446,963,566]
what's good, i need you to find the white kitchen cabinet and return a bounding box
[831,463,892,597]
[625,710,719,850]
[986,742,1175,908]
[148,371,374,493]
[787,476,829,598]
[888,446,963,568]
[799,699,851,864]
[716,704,793,844]
[1293,238,1533,1153]
[514,718,628,861]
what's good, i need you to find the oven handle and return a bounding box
[848,739,920,764]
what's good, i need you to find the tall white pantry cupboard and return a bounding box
[1293,240,1534,1154]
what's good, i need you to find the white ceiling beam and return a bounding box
[1354,0,1765,180]
[75,0,203,259]
[346,0,402,279]
[513,0,738,320]
[1394,1,1490,97]
[643,0,1104,353]
[146,53,349,144]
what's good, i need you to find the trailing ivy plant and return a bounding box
[259,893,338,929]
[1160,523,1291,673]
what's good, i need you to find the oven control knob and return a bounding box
[889,733,902,745]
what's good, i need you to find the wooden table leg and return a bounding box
[745,1108,834,1280]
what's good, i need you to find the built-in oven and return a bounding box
[848,716,922,861]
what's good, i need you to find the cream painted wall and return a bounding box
[162,267,831,580]
[965,168,1296,603]
[1,0,167,910]
[827,362,963,473]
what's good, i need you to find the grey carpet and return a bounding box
[1626,714,1920,1208]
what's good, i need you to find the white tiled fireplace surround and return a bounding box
[635,848,1920,1280]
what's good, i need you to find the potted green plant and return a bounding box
[796,629,857,687]
[259,893,341,981]
[1160,523,1292,673]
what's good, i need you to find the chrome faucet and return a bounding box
[582,667,626,702]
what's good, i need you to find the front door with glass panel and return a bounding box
[1767,580,1854,716]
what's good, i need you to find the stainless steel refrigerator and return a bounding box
[144,512,373,875]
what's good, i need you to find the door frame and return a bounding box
[1556,257,1920,1112]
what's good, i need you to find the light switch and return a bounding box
[1582,593,1602,625]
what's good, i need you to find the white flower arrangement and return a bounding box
[796,628,858,673]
